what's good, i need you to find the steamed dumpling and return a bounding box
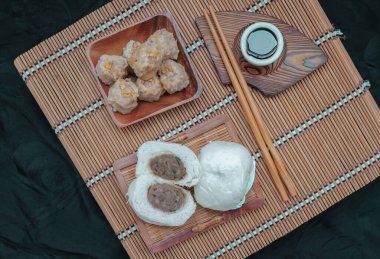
[147,29,179,60]
[129,41,163,80]
[123,40,142,74]
[136,76,165,102]
[107,79,139,114]
[128,175,196,226]
[136,141,201,187]
[95,55,128,85]
[123,40,141,61]
[159,60,190,94]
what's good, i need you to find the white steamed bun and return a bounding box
[194,141,256,211]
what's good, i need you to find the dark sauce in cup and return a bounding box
[247,29,278,60]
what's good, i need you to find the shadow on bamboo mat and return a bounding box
[0,0,379,258]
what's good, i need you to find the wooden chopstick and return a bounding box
[208,7,297,198]
[203,9,289,202]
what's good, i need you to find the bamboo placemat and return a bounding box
[13,0,380,258]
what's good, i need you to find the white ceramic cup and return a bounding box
[240,22,284,67]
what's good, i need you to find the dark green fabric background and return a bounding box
[0,1,379,258]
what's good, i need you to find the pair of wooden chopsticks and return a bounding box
[203,7,296,202]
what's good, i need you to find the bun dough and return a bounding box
[136,76,165,102]
[128,175,196,226]
[194,141,256,211]
[148,29,179,60]
[107,79,139,114]
[159,60,190,94]
[129,41,163,80]
[136,141,200,187]
[95,55,128,85]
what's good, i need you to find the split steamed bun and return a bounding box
[129,141,200,227]
[128,175,196,226]
[95,54,128,85]
[159,60,190,94]
[107,79,139,114]
[194,141,256,211]
[136,141,200,187]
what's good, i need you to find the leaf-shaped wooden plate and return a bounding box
[196,11,328,96]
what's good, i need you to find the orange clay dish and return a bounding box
[95,28,189,114]
[86,13,202,128]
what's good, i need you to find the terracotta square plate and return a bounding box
[86,12,202,127]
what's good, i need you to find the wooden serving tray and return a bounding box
[114,115,265,253]
[87,12,202,127]
[196,12,328,96]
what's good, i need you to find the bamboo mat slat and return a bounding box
[13,0,380,258]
